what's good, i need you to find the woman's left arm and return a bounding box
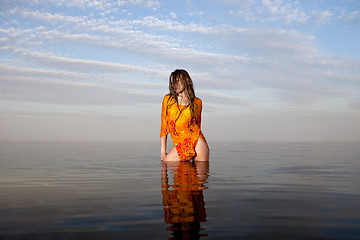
[196,98,202,128]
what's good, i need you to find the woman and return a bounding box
[160,69,209,162]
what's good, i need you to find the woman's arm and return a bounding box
[195,98,202,127]
[160,95,170,160]
[161,135,167,160]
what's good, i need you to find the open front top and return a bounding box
[160,94,206,161]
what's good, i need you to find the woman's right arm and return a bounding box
[160,95,169,160]
[160,135,167,160]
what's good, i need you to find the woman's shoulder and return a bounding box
[194,97,202,104]
[163,94,174,104]
[194,97,202,109]
[163,94,172,100]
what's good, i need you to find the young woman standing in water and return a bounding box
[160,69,209,162]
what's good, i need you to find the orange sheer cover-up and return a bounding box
[160,94,207,161]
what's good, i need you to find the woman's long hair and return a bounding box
[167,69,197,128]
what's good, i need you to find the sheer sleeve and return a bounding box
[195,98,202,128]
[160,95,170,138]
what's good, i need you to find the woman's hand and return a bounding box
[161,151,167,161]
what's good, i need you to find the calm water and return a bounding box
[0,141,359,239]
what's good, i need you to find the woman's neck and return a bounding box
[177,92,189,105]
[177,92,185,98]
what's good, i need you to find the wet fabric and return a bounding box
[160,94,206,161]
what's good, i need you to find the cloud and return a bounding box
[0,66,162,106]
[312,10,334,25]
[1,2,359,108]
[6,7,87,24]
[0,45,165,76]
[337,10,360,27]
[215,0,358,28]
[0,53,252,107]
[1,0,360,142]
[261,0,309,24]
[24,0,160,10]
[0,64,165,89]
[1,76,156,106]
[169,12,176,18]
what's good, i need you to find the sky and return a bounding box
[0,0,359,142]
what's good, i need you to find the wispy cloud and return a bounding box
[261,0,309,24]
[23,0,161,10]
[1,0,359,141]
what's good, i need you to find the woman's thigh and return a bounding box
[163,146,180,161]
[194,137,209,162]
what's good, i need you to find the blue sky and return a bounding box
[0,0,359,142]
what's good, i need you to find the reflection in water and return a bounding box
[161,161,209,240]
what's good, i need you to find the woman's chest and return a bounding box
[168,106,191,124]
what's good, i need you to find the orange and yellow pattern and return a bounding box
[161,162,207,225]
[160,94,206,161]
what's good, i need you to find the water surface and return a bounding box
[0,141,359,239]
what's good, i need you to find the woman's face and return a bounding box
[175,80,184,93]
[171,76,184,93]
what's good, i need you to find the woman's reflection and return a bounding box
[161,161,209,240]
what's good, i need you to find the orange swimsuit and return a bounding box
[160,94,206,161]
